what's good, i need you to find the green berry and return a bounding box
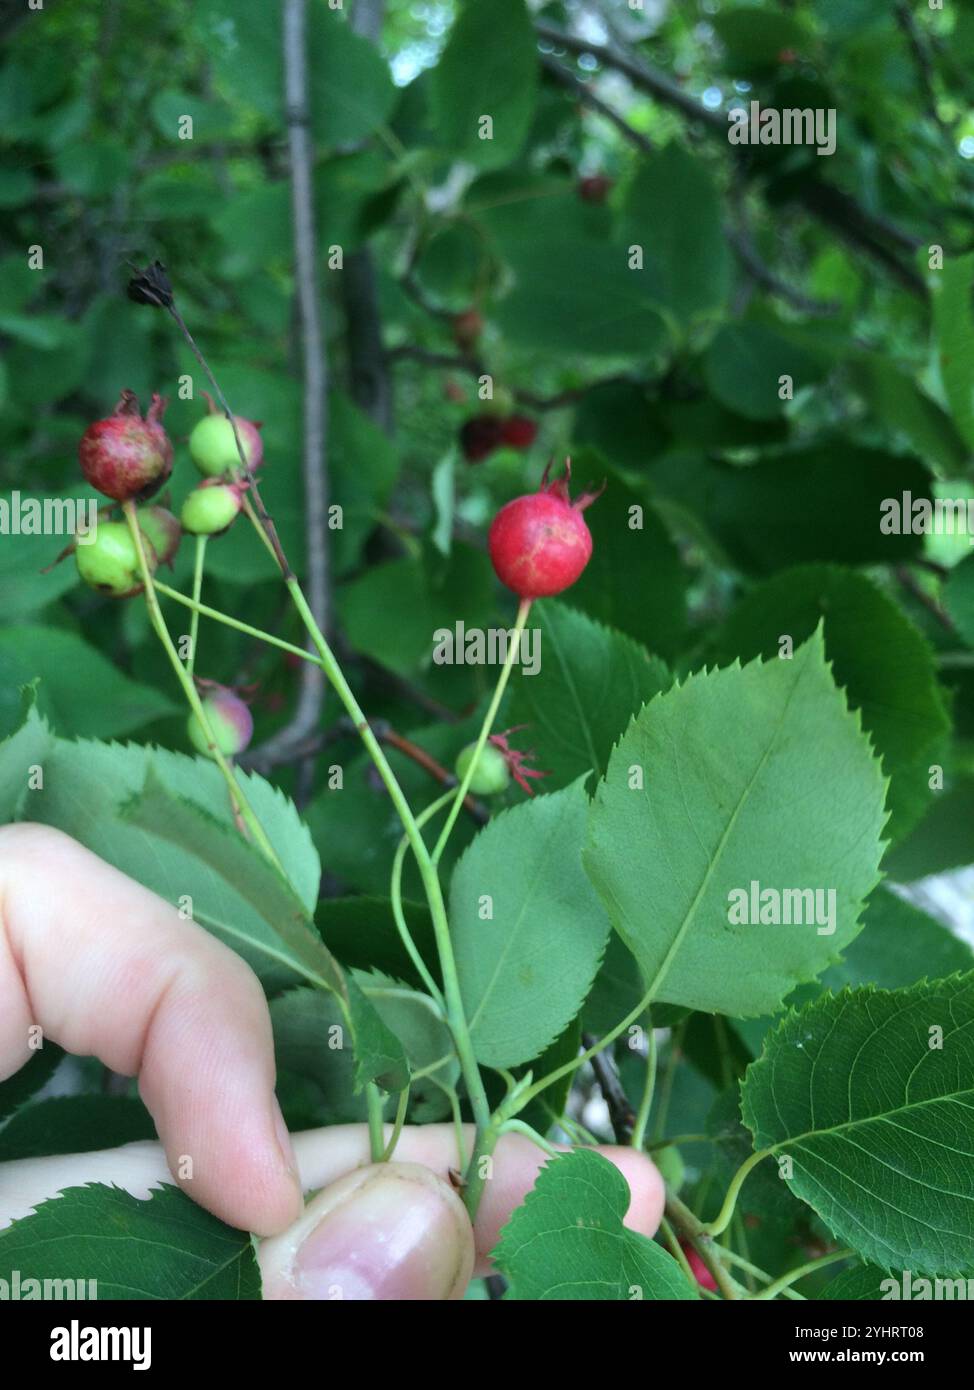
[180,483,243,536]
[189,413,262,477]
[654,1145,685,1194]
[75,520,156,597]
[455,741,510,796]
[136,505,181,566]
[188,686,254,759]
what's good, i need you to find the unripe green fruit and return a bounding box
[188,686,254,759]
[75,520,157,597]
[136,505,181,567]
[189,413,262,477]
[455,742,510,795]
[180,483,243,536]
[654,1145,686,1194]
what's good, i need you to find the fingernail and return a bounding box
[273,1163,474,1301]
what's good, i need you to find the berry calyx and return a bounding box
[500,415,538,450]
[79,390,173,502]
[188,683,254,759]
[455,742,511,796]
[578,174,613,204]
[452,308,483,352]
[74,519,157,598]
[460,414,506,463]
[180,480,245,536]
[486,727,550,796]
[189,394,263,477]
[488,460,603,599]
[136,505,182,567]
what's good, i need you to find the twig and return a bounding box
[535,20,926,295]
[247,0,329,781]
[540,52,655,155]
[582,1032,637,1144]
[894,563,955,633]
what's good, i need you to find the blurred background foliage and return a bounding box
[2,0,974,881]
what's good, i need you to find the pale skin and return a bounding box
[0,824,665,1299]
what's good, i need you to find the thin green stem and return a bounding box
[381,1086,410,1162]
[389,795,451,1008]
[154,581,321,666]
[659,1216,698,1291]
[630,1021,656,1150]
[431,597,532,865]
[703,1148,772,1237]
[366,1083,385,1163]
[518,981,656,1108]
[187,535,207,678]
[750,1250,853,1301]
[718,1248,802,1298]
[122,503,282,870]
[500,1118,560,1159]
[282,577,493,1211]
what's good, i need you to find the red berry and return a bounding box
[79,390,173,502]
[777,47,797,64]
[500,415,538,450]
[452,309,483,352]
[679,1241,718,1292]
[460,414,506,463]
[578,174,613,204]
[488,460,602,599]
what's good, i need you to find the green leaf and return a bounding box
[308,10,396,147]
[0,1044,65,1127]
[354,969,458,1116]
[562,458,687,660]
[494,1149,695,1299]
[945,551,974,647]
[271,987,363,1124]
[0,1097,155,1161]
[731,888,974,1058]
[510,603,669,789]
[317,896,438,993]
[853,356,970,475]
[742,977,974,1275]
[884,777,974,880]
[931,252,974,451]
[623,145,730,329]
[820,1263,895,1299]
[432,0,537,169]
[703,324,828,420]
[712,565,951,841]
[585,628,888,1017]
[650,445,933,572]
[0,1184,260,1299]
[0,627,177,739]
[0,685,54,821]
[34,735,320,912]
[451,781,610,1068]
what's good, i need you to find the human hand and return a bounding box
[0,824,664,1298]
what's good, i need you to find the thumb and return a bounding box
[259,1162,475,1301]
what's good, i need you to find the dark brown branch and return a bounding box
[582,1033,636,1144]
[535,20,926,296]
[540,52,655,155]
[249,0,329,783]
